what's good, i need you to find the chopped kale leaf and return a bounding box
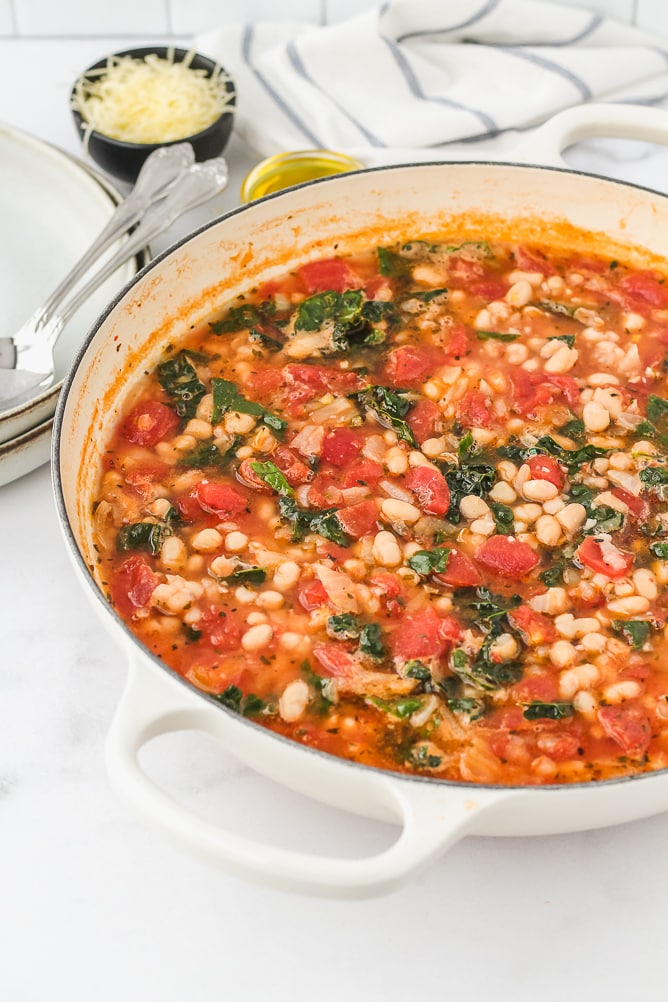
[523,701,574,721]
[476,330,519,342]
[210,302,275,335]
[611,619,651,649]
[490,501,514,535]
[407,548,450,577]
[211,377,286,432]
[353,385,417,445]
[327,613,361,640]
[222,565,267,585]
[116,521,167,556]
[359,623,385,659]
[250,460,294,496]
[278,497,350,546]
[215,684,266,717]
[156,350,207,418]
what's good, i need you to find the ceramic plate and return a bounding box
[0,413,53,488]
[0,121,145,449]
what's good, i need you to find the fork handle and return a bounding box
[49,157,230,336]
[34,144,195,329]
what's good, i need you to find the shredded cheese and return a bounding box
[72,50,234,144]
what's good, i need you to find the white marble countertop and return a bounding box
[3,35,668,1002]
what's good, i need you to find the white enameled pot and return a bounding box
[53,104,668,898]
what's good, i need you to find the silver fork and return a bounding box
[0,152,229,411]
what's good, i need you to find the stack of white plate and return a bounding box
[0,122,147,487]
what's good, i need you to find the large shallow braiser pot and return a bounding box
[53,104,668,898]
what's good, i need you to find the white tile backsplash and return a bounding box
[0,0,15,35]
[169,0,323,35]
[5,0,668,37]
[13,0,169,35]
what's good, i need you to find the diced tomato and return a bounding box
[447,255,485,285]
[110,556,159,618]
[455,389,492,428]
[385,346,435,387]
[434,546,483,588]
[392,606,451,660]
[507,604,557,645]
[489,731,531,764]
[337,499,379,538]
[511,673,560,704]
[407,398,441,444]
[364,275,393,300]
[123,461,171,489]
[610,487,649,521]
[246,366,284,403]
[535,731,582,762]
[298,579,329,611]
[511,369,580,416]
[247,364,362,417]
[237,458,273,492]
[438,615,463,643]
[195,481,249,516]
[405,465,450,516]
[369,571,405,617]
[576,536,634,579]
[441,323,471,361]
[175,493,206,522]
[469,277,507,301]
[475,536,540,578]
[297,257,363,294]
[273,446,313,485]
[341,458,384,489]
[198,605,244,651]
[525,454,565,490]
[313,644,357,678]
[543,374,580,408]
[619,271,668,310]
[513,245,556,275]
[598,703,652,757]
[321,428,361,467]
[121,401,180,446]
[307,472,343,508]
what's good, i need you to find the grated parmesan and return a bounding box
[72,50,234,144]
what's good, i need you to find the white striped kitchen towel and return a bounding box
[196,0,668,166]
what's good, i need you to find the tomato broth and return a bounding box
[91,237,668,785]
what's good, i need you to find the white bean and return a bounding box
[459,495,490,520]
[160,535,187,571]
[273,561,301,591]
[522,479,559,502]
[224,531,249,553]
[191,528,224,553]
[241,623,274,651]
[555,503,587,535]
[535,514,561,547]
[380,498,422,524]
[606,596,651,616]
[559,662,599,700]
[372,530,403,567]
[583,400,610,433]
[279,679,310,722]
[544,345,578,374]
[633,568,658,601]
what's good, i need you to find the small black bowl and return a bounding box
[70,46,236,185]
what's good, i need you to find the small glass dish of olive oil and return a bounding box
[240,149,364,202]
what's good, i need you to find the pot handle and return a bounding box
[105,657,508,898]
[513,102,668,168]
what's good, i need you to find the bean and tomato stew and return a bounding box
[92,237,668,785]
